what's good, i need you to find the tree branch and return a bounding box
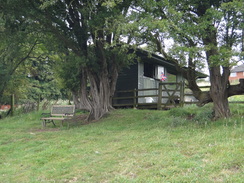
[10,39,38,75]
[228,79,244,96]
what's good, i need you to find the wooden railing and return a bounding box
[113,82,185,109]
[113,83,244,109]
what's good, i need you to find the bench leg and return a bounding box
[42,120,56,127]
[51,120,56,126]
[42,120,46,128]
[66,120,70,129]
[61,120,69,129]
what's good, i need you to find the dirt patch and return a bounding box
[34,114,91,132]
[186,114,195,120]
[66,114,88,125]
[34,128,60,132]
[227,165,241,173]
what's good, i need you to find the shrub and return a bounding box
[170,116,188,127]
[193,107,213,125]
[168,107,192,117]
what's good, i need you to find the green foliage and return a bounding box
[2,71,29,103]
[0,4,37,102]
[26,55,62,100]
[168,106,193,118]
[168,104,214,126]
[193,107,214,125]
[1,0,243,121]
[56,53,84,92]
[0,43,63,104]
[170,117,188,127]
[131,0,243,67]
[101,0,123,9]
[0,3,65,103]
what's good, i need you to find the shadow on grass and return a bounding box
[35,114,90,132]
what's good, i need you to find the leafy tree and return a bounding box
[3,0,242,121]
[10,0,135,121]
[25,53,62,101]
[55,52,83,107]
[0,8,38,102]
[130,0,244,119]
[0,2,63,104]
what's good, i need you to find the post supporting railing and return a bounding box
[180,81,185,107]
[11,94,14,116]
[133,88,137,108]
[157,82,163,110]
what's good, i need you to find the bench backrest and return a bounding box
[51,105,75,117]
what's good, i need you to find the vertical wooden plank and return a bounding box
[180,81,185,107]
[157,82,162,110]
[133,88,137,109]
[11,94,14,116]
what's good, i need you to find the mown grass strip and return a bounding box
[0,104,243,182]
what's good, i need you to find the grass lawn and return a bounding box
[0,104,243,182]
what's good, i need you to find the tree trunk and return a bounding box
[74,40,119,122]
[209,67,230,118]
[87,71,110,121]
[203,26,231,119]
[85,67,118,121]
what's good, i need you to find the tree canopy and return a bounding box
[0,2,64,103]
[128,0,244,118]
[1,0,243,120]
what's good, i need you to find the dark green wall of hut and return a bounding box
[114,62,138,105]
[116,62,138,90]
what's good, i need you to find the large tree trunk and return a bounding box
[86,72,113,121]
[75,41,119,122]
[84,66,118,121]
[209,67,230,118]
[86,41,118,121]
[203,27,231,119]
[154,27,243,118]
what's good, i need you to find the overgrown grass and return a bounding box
[0,104,243,182]
[229,94,244,102]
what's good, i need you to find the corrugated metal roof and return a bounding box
[231,64,244,73]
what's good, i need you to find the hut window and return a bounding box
[156,66,165,80]
[144,62,155,78]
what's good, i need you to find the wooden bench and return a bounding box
[41,105,75,128]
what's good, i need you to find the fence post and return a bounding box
[11,94,15,116]
[133,88,137,109]
[37,94,40,111]
[157,82,162,110]
[180,81,185,107]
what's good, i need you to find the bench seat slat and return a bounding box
[50,114,74,117]
[41,117,65,120]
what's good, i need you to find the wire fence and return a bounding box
[0,95,69,119]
